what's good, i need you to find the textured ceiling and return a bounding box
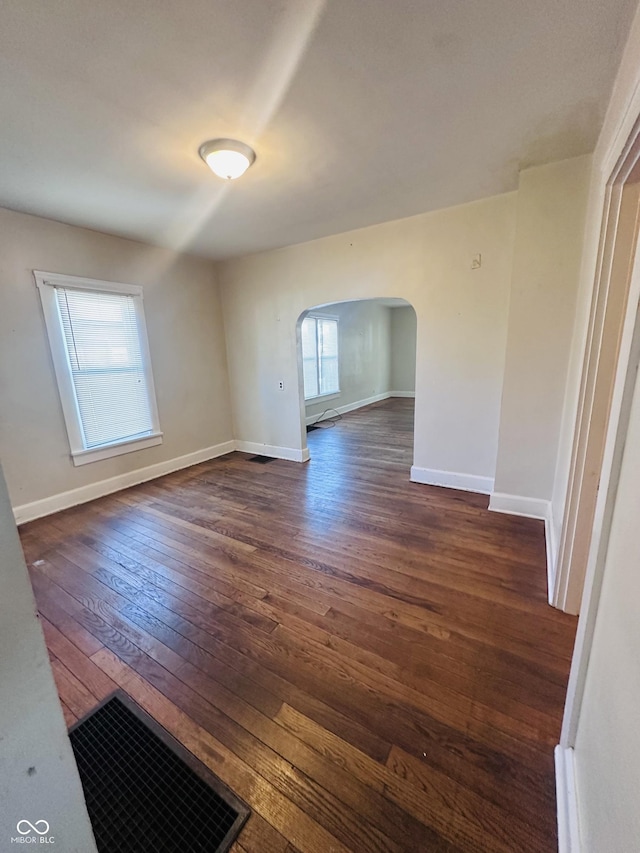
[0,0,637,259]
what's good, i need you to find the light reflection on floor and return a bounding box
[299,400,415,536]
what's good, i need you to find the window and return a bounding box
[35,271,162,466]
[301,316,339,399]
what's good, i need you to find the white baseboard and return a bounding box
[234,441,309,463]
[488,492,551,519]
[305,391,390,425]
[489,492,556,603]
[410,466,494,495]
[12,441,236,525]
[555,745,582,853]
[305,390,415,425]
[546,512,558,606]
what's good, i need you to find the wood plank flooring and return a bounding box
[20,399,578,852]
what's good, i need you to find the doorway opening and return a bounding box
[295,297,417,475]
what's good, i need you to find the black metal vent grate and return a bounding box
[248,454,274,463]
[69,692,249,852]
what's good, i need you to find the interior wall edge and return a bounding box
[554,745,583,853]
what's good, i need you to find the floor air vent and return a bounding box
[69,691,250,852]
[248,454,274,463]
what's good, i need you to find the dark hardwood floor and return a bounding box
[20,398,577,853]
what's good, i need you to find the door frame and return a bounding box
[560,117,640,745]
[553,150,640,615]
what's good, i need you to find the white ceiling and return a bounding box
[0,0,636,260]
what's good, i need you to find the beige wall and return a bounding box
[0,207,232,510]
[390,305,417,394]
[550,165,604,547]
[0,464,97,850]
[0,162,590,512]
[493,156,591,502]
[219,192,517,485]
[304,300,393,421]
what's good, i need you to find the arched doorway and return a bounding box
[295,297,417,474]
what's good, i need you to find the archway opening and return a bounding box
[295,297,417,477]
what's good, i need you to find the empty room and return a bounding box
[2,2,640,852]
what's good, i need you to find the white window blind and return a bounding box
[35,270,162,466]
[301,316,339,399]
[55,287,154,448]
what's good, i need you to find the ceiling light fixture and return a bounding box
[198,138,256,180]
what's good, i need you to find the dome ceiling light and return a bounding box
[198,138,256,180]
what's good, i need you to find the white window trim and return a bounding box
[303,313,340,401]
[34,270,163,466]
